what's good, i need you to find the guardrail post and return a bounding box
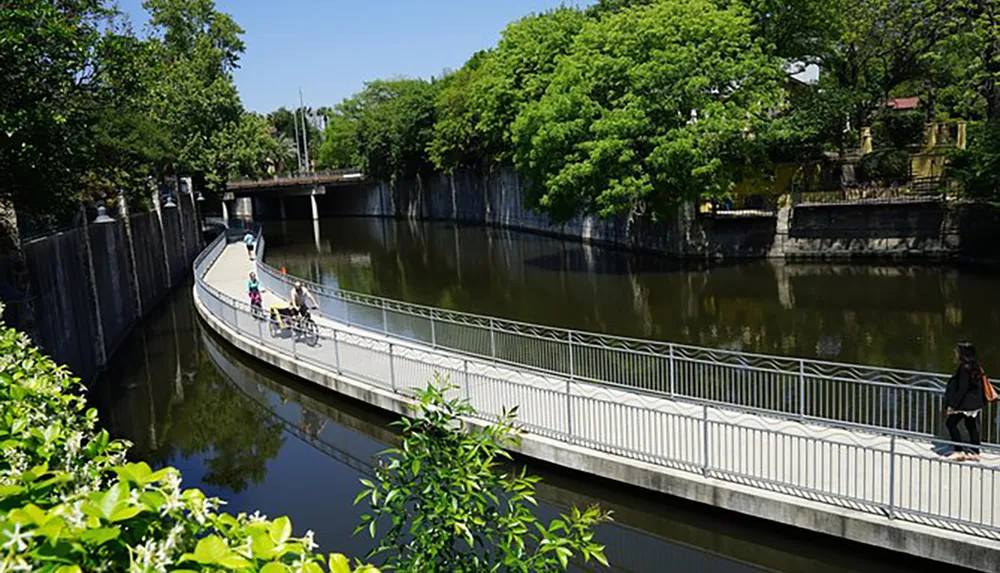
[463,359,470,400]
[381,300,388,335]
[292,329,298,360]
[702,404,710,476]
[568,331,575,380]
[888,434,896,519]
[489,318,497,364]
[669,344,676,396]
[798,359,806,420]
[389,342,396,392]
[333,329,341,374]
[566,379,573,441]
[430,311,437,348]
[257,313,264,342]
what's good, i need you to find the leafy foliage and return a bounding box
[355,380,611,573]
[351,79,438,182]
[0,304,378,573]
[857,148,910,183]
[947,121,1000,199]
[511,0,785,221]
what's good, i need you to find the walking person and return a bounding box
[247,271,263,317]
[944,342,986,462]
[244,230,256,260]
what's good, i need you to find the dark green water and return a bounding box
[263,217,1000,374]
[91,281,970,572]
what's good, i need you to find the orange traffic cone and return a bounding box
[281,266,286,275]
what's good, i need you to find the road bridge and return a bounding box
[193,230,1000,572]
[221,169,369,223]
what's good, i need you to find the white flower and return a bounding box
[248,510,267,523]
[302,530,318,552]
[1,524,32,553]
[236,536,253,559]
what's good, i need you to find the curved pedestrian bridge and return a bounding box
[193,230,999,572]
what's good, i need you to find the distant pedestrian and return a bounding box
[244,230,255,260]
[943,342,986,462]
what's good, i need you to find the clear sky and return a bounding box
[117,0,594,113]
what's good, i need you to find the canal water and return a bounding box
[262,217,1000,374]
[93,279,972,571]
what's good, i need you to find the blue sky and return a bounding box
[117,0,593,113]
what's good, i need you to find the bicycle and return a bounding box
[292,306,319,347]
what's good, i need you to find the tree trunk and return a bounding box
[0,197,36,338]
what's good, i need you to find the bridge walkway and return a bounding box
[197,239,1000,571]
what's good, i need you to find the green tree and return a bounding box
[0,0,135,240]
[356,382,611,573]
[144,0,246,192]
[511,0,785,221]
[430,9,587,170]
[203,112,281,191]
[317,103,362,170]
[353,79,438,181]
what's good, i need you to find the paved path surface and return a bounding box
[204,243,1000,543]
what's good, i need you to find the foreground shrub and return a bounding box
[0,305,376,573]
[355,381,611,573]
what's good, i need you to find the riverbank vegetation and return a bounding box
[298,0,1000,220]
[0,308,608,572]
[0,0,277,243]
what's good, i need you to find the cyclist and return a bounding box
[247,271,263,314]
[290,281,318,319]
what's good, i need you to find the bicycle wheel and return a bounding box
[304,317,319,346]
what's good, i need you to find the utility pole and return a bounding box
[299,88,311,173]
[292,104,303,172]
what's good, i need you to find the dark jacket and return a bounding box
[944,364,985,412]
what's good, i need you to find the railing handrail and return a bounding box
[191,242,1000,544]
[253,253,968,387]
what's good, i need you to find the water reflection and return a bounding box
[263,218,1000,373]
[92,286,970,572]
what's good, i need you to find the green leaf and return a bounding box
[329,554,351,573]
[79,527,120,545]
[110,505,143,522]
[269,516,292,545]
[99,481,128,520]
[55,566,81,573]
[260,563,287,573]
[190,535,230,564]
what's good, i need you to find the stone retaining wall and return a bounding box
[0,195,202,382]
[312,165,999,261]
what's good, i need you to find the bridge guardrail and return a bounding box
[227,169,365,190]
[252,239,997,446]
[193,234,999,543]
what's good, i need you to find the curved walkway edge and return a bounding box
[193,240,998,573]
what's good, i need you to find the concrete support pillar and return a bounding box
[860,127,873,155]
[925,123,938,148]
[310,191,319,221]
[313,219,321,252]
[222,200,230,225]
[957,121,967,150]
[118,194,143,320]
[78,205,108,368]
[152,183,173,287]
[280,198,288,221]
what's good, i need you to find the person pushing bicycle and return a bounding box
[290,281,318,318]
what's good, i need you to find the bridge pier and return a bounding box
[221,200,229,225]
[310,188,320,221]
[280,198,287,220]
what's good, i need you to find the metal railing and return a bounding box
[252,236,998,446]
[226,169,366,190]
[194,233,1000,542]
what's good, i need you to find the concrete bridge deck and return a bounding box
[195,238,1000,572]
